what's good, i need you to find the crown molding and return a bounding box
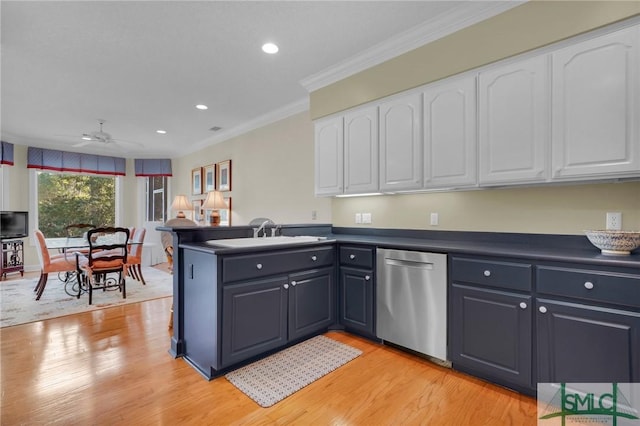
[185,97,310,155]
[299,1,525,92]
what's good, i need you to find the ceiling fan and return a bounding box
[72,120,143,150]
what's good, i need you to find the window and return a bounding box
[37,171,116,237]
[146,176,168,222]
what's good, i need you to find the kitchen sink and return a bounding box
[205,236,330,248]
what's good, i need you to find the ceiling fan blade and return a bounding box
[72,141,93,147]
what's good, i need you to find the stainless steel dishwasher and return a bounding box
[376,248,448,361]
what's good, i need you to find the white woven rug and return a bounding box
[225,335,362,407]
[0,267,173,327]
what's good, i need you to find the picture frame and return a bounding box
[219,196,232,226]
[191,167,203,195]
[216,160,232,192]
[203,164,216,193]
[192,198,203,222]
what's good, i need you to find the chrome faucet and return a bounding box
[253,219,275,238]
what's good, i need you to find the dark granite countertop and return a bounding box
[175,225,640,269]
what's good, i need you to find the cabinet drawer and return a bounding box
[536,266,640,309]
[339,245,374,269]
[451,257,532,292]
[222,246,334,283]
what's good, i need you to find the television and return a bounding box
[0,211,29,240]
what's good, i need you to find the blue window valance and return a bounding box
[134,158,172,177]
[27,147,126,176]
[1,141,14,166]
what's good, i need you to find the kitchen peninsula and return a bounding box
[161,224,640,396]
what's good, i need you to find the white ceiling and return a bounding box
[1,1,519,159]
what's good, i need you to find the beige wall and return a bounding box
[332,182,640,234]
[173,111,332,226]
[310,1,640,119]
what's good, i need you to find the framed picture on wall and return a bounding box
[217,160,232,192]
[192,167,203,195]
[192,198,203,222]
[220,196,232,226]
[203,164,216,193]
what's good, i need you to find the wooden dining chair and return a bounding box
[33,230,79,300]
[76,227,129,305]
[126,227,146,284]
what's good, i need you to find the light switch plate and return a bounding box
[355,213,362,224]
[362,213,372,224]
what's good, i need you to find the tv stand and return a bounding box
[1,239,24,280]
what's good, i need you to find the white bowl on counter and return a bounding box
[584,230,640,255]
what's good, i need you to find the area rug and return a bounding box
[0,267,173,327]
[225,335,362,408]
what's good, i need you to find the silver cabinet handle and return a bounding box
[311,255,317,261]
[519,302,527,309]
[539,306,547,314]
[584,281,594,290]
[349,254,356,260]
[283,283,289,289]
[484,270,491,277]
[256,263,263,270]
[365,275,371,281]
[291,281,297,287]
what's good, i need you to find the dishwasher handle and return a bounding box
[384,258,434,270]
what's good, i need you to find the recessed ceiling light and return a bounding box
[262,42,279,54]
[156,130,167,134]
[81,136,92,141]
[195,104,208,110]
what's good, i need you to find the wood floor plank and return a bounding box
[1,289,538,425]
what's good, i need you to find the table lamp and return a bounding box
[202,190,228,226]
[171,195,193,219]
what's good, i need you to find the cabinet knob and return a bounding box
[539,306,547,314]
[311,255,317,261]
[256,263,263,270]
[483,270,491,277]
[291,281,297,287]
[365,275,371,281]
[349,254,356,260]
[519,302,527,310]
[584,281,594,290]
[283,284,289,290]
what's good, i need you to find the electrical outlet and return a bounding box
[355,213,362,224]
[362,213,372,224]
[606,212,622,230]
[430,212,439,226]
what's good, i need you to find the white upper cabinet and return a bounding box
[379,92,423,192]
[343,106,379,194]
[551,25,640,179]
[423,74,477,189]
[314,115,343,196]
[478,55,550,185]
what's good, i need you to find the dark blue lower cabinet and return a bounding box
[536,298,640,383]
[221,276,289,368]
[220,266,335,368]
[450,283,533,392]
[339,266,375,338]
[288,267,335,341]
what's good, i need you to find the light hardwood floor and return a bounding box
[1,268,538,425]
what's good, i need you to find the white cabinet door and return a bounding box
[423,74,477,188]
[478,55,550,185]
[552,25,640,179]
[379,92,423,192]
[314,116,343,196]
[344,106,379,194]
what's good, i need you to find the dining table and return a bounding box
[45,236,139,297]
